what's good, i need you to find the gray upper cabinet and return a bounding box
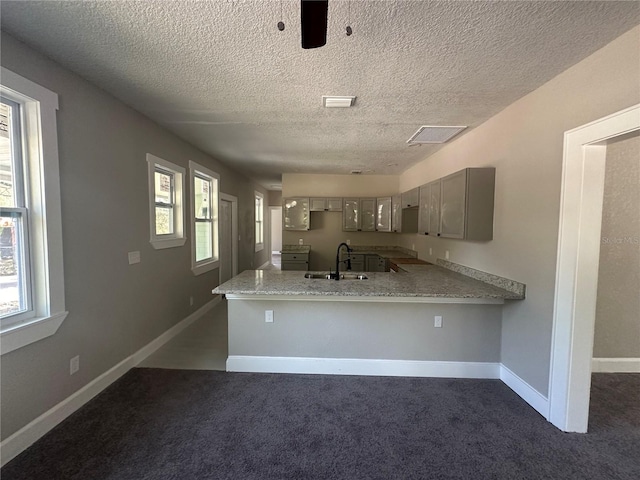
[283,197,310,231]
[343,198,376,232]
[401,187,420,208]
[391,194,402,233]
[440,168,495,240]
[428,180,441,236]
[418,184,430,235]
[310,197,343,212]
[376,197,392,232]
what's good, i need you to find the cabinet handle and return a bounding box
[437,233,441,237]
[425,232,429,235]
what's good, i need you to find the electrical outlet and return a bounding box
[445,250,450,260]
[412,243,415,251]
[265,310,274,323]
[434,316,443,328]
[346,239,350,245]
[298,238,303,245]
[70,355,80,375]
[429,247,433,256]
[189,296,194,306]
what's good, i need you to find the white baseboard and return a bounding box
[592,357,640,373]
[226,355,501,379]
[257,260,271,269]
[500,364,549,419]
[0,297,220,468]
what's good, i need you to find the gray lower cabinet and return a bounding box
[347,253,365,271]
[366,255,388,272]
[281,252,309,271]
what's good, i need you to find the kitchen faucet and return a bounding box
[332,242,352,280]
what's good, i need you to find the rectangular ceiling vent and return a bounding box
[323,96,356,108]
[407,125,467,144]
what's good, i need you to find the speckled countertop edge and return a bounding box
[436,259,526,298]
[281,245,311,253]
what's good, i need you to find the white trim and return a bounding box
[220,193,238,279]
[224,294,504,305]
[188,160,220,275]
[592,358,640,373]
[500,364,549,418]
[0,311,68,355]
[0,68,67,351]
[254,191,264,252]
[549,104,640,433]
[0,297,220,467]
[146,153,186,249]
[227,355,501,378]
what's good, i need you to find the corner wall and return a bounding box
[0,32,266,440]
[397,26,640,395]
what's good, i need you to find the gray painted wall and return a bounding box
[0,32,268,440]
[228,300,502,362]
[593,133,640,358]
[394,26,639,395]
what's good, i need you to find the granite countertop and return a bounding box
[281,245,311,254]
[212,264,524,300]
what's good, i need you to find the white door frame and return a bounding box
[220,193,238,281]
[548,104,640,433]
[269,206,282,254]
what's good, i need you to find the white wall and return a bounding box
[396,26,640,395]
[593,133,640,358]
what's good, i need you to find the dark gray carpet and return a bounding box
[2,370,639,480]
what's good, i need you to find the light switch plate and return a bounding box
[128,251,141,264]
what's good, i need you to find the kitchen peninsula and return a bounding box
[213,259,525,379]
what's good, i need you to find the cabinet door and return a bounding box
[391,195,402,232]
[440,171,466,238]
[360,198,376,232]
[428,180,441,236]
[401,187,419,208]
[327,198,343,211]
[309,198,327,211]
[418,184,430,235]
[376,197,392,232]
[342,198,359,231]
[283,198,310,230]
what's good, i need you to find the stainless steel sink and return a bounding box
[304,272,368,280]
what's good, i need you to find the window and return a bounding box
[147,153,185,249]
[0,67,67,354]
[255,191,264,252]
[189,161,219,275]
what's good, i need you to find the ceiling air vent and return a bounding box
[323,96,356,108]
[406,126,467,144]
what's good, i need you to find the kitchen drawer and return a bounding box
[282,253,309,262]
[282,261,309,271]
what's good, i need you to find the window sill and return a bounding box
[1,311,69,355]
[192,259,219,276]
[150,237,187,250]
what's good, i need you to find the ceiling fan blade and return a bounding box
[301,0,328,49]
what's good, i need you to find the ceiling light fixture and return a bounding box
[406,125,468,144]
[322,96,356,108]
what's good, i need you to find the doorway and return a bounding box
[549,104,640,433]
[270,206,282,269]
[219,193,238,284]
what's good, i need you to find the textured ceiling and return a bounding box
[1,1,639,189]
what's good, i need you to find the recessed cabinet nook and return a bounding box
[282,167,495,239]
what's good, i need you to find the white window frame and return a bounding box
[189,160,219,275]
[0,67,68,355]
[255,191,264,252]
[147,153,186,249]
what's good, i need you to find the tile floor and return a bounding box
[140,254,281,371]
